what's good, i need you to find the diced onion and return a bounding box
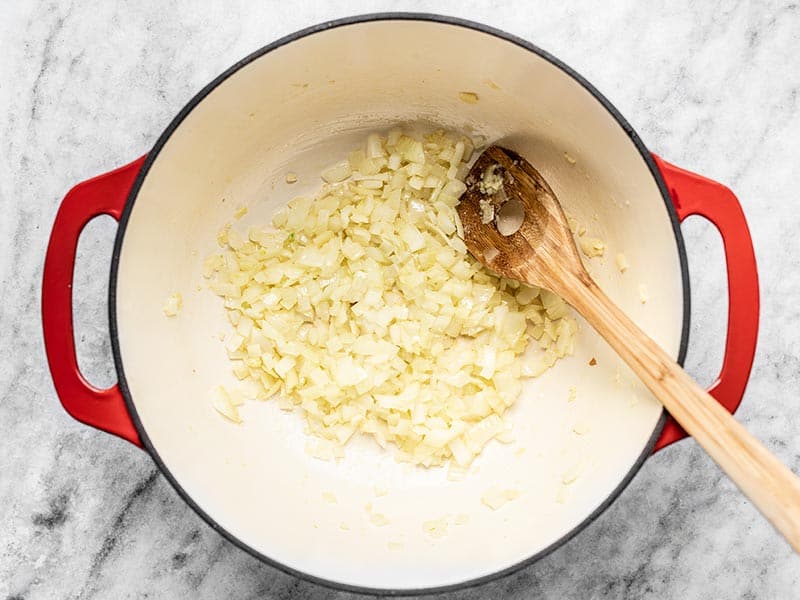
[481,486,521,510]
[204,129,578,467]
[162,292,182,317]
[321,161,352,183]
[579,236,606,258]
[615,252,629,272]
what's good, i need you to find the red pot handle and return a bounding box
[651,155,760,451]
[42,157,147,447]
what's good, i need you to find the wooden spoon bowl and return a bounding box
[458,146,580,291]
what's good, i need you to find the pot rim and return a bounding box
[108,12,690,596]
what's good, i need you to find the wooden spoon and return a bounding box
[458,145,800,552]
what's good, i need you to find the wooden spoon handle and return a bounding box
[565,274,800,552]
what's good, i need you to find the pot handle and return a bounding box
[651,155,760,451]
[42,157,147,447]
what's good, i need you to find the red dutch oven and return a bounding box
[42,14,758,594]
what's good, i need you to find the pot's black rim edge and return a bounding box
[108,12,690,597]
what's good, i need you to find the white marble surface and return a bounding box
[1,1,799,598]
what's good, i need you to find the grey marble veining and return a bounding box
[2,1,799,598]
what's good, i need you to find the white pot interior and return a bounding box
[114,18,685,591]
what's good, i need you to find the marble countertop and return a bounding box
[2,1,799,598]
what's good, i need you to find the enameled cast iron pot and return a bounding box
[42,14,759,594]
